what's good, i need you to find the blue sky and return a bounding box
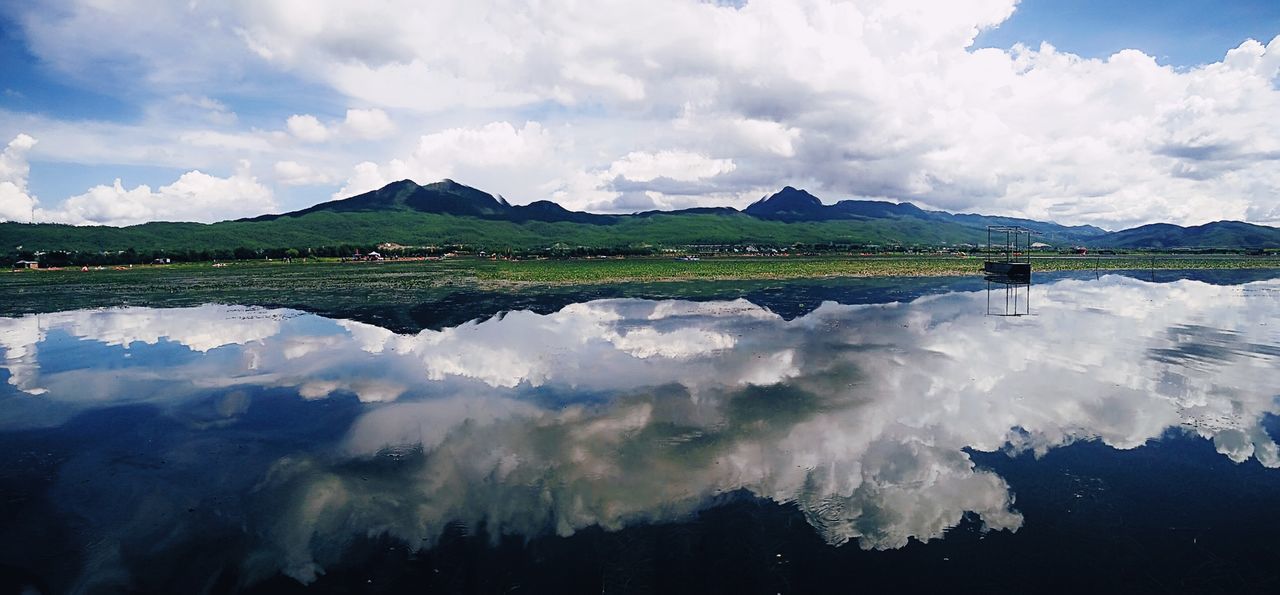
[1,0,1278,229]
[976,0,1280,66]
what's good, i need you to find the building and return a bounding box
[13,260,38,269]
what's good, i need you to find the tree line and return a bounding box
[5,241,926,266]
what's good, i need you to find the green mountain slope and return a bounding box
[1098,221,1280,249]
[741,186,1105,245]
[3,180,1277,256]
[2,209,991,254]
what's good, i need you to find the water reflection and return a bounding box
[985,275,1031,316]
[1,274,1279,590]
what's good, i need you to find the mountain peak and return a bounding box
[744,186,825,219]
[374,179,421,197]
[756,186,823,205]
[424,178,463,189]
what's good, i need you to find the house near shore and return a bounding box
[13,260,38,269]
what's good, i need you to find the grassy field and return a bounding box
[3,254,1277,329]
[3,253,1278,293]
[5,254,1279,290]
[469,254,1280,283]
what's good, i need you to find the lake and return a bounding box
[2,270,1279,593]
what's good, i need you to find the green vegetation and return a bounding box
[4,180,1277,264]
[1101,221,1280,249]
[2,255,1276,331]
[1,210,993,258]
[3,254,1277,303]
[457,254,1280,284]
[7,209,1277,267]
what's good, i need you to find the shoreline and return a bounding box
[5,254,1280,287]
[3,256,1277,327]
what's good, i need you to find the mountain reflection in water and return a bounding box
[1,274,1278,591]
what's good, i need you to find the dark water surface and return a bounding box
[2,271,1279,593]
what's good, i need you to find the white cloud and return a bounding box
[605,150,736,182]
[727,117,801,158]
[0,305,284,398]
[6,275,1280,586]
[0,314,45,394]
[0,133,39,222]
[341,108,394,139]
[273,160,332,186]
[532,148,745,212]
[413,121,550,168]
[59,305,283,352]
[333,121,551,197]
[179,129,277,152]
[285,114,331,143]
[283,109,395,145]
[335,160,399,198]
[169,94,238,125]
[42,162,277,226]
[4,1,1280,226]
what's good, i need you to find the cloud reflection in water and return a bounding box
[0,275,1278,587]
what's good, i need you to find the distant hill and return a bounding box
[244,179,619,225]
[1097,221,1280,249]
[244,179,511,220]
[2,180,1276,255]
[743,186,828,220]
[742,186,1107,245]
[745,186,934,222]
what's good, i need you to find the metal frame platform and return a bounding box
[983,225,1033,279]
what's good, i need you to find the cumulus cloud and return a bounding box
[0,314,46,395]
[273,160,332,186]
[0,133,39,222]
[41,162,277,226]
[283,108,394,144]
[333,121,551,197]
[605,150,736,183]
[341,108,394,139]
[211,0,1280,224]
[553,149,742,211]
[61,305,284,352]
[5,1,1280,226]
[6,276,1280,589]
[0,305,285,400]
[285,114,331,143]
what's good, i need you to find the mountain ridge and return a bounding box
[5,180,1278,253]
[250,180,1122,245]
[249,180,1113,244]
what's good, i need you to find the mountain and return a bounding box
[743,187,1106,245]
[246,179,511,220]
[509,200,616,224]
[3,180,1276,256]
[946,214,1107,240]
[744,187,935,222]
[744,186,827,219]
[832,200,932,219]
[249,179,627,225]
[1098,221,1280,249]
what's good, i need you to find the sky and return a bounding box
[0,0,1278,230]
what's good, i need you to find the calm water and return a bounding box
[2,272,1279,593]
